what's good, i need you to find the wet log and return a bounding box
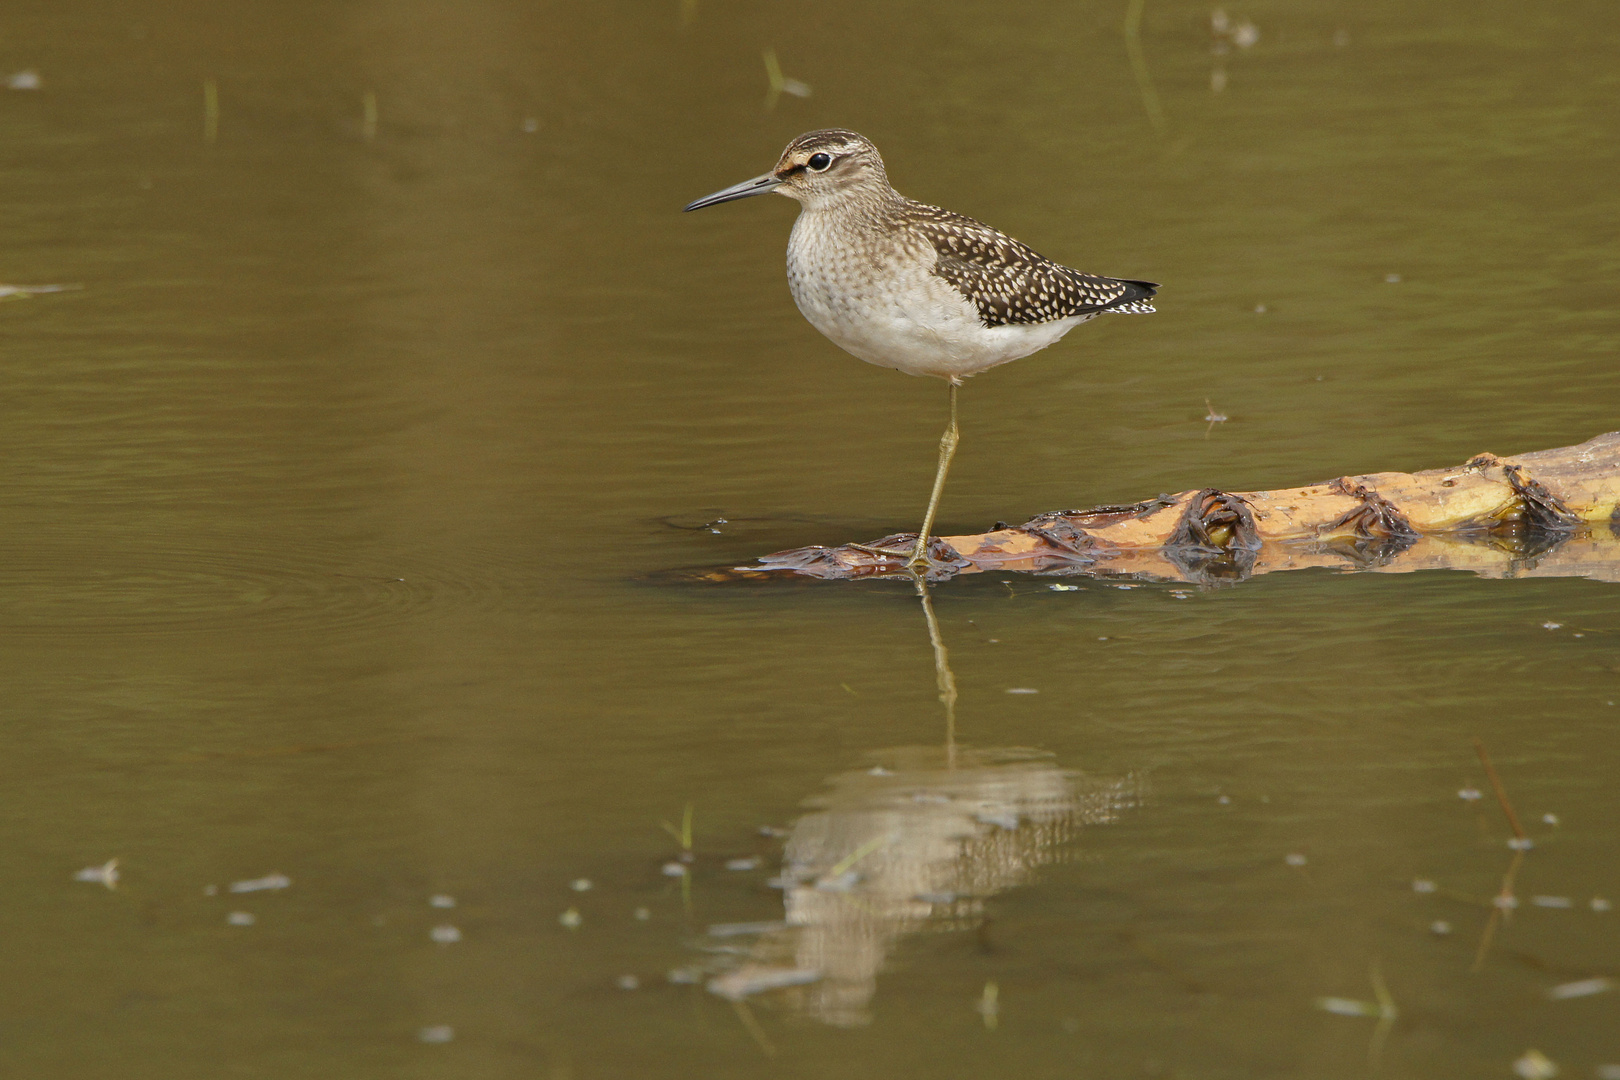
[698,431,1620,585]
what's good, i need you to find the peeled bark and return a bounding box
[691,431,1620,585]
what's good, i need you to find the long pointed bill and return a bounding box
[683,172,782,212]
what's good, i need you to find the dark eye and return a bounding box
[807,152,832,171]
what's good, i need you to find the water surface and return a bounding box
[2,1,1618,1076]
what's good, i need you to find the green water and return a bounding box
[2,1,1617,1076]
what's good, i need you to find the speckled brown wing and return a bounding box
[903,202,1157,327]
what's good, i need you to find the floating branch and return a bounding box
[693,431,1620,585]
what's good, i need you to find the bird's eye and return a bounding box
[806,152,832,171]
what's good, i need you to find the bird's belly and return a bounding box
[789,272,1086,381]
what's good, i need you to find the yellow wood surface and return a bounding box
[703,431,1620,584]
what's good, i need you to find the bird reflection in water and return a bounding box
[706,579,1140,1027]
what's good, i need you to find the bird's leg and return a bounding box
[846,382,961,567]
[909,381,960,567]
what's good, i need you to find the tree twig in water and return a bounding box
[1368,958,1398,1070]
[1472,848,1526,973]
[1468,740,1532,972]
[730,999,776,1057]
[1124,0,1168,134]
[1473,739,1527,840]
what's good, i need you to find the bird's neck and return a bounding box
[795,181,905,223]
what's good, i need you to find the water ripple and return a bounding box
[0,536,531,634]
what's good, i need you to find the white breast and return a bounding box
[785,209,1089,382]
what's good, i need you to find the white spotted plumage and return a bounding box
[756,130,1157,383]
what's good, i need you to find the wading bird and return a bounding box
[685,129,1157,569]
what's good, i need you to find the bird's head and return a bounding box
[684,129,889,213]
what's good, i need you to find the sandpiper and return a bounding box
[685,129,1157,569]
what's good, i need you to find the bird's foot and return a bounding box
[848,534,971,577]
[849,541,915,562]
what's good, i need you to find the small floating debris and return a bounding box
[0,282,80,299]
[430,925,462,944]
[570,878,593,892]
[1545,977,1612,1000]
[661,862,688,877]
[1412,879,1437,893]
[418,1025,454,1044]
[1507,837,1535,851]
[1048,583,1079,592]
[616,974,640,991]
[976,980,1000,1030]
[1285,853,1308,867]
[1542,621,1562,630]
[230,873,290,893]
[867,765,893,776]
[976,810,1020,830]
[667,966,703,985]
[1512,1049,1557,1080]
[1531,896,1573,909]
[814,870,860,892]
[707,964,822,1001]
[708,920,788,938]
[5,69,42,91]
[1316,996,1390,1018]
[724,857,761,871]
[1542,813,1560,825]
[429,894,456,908]
[559,907,582,929]
[1593,897,1612,912]
[1005,687,1039,695]
[73,859,119,890]
[1430,920,1452,935]
[1459,787,1483,801]
[1494,895,1520,911]
[203,884,218,896]
[1217,795,1231,804]
[1210,9,1259,49]
[758,825,789,838]
[761,49,811,111]
[1384,273,1403,284]
[359,89,378,140]
[633,907,651,921]
[227,911,256,926]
